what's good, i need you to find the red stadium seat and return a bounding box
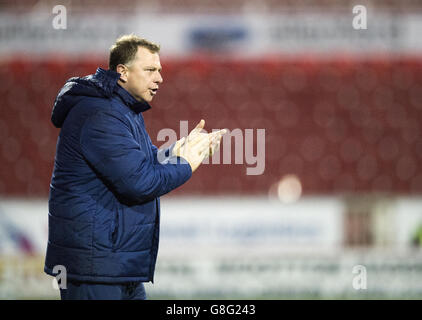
[1,57,422,196]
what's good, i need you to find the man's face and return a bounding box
[119,46,163,103]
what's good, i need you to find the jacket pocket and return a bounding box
[109,207,120,250]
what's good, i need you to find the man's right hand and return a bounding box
[172,120,226,173]
[172,134,209,173]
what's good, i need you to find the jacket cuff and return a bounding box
[156,143,176,164]
[168,155,193,181]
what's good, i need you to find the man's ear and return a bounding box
[116,64,128,83]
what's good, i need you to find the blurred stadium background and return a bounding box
[1,0,422,299]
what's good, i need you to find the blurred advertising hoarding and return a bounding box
[0,197,344,256]
[0,197,422,298]
[1,11,422,57]
[0,197,344,298]
[3,197,421,257]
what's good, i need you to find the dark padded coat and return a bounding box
[44,68,192,283]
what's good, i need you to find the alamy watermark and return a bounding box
[352,264,367,290]
[352,5,367,30]
[52,265,67,290]
[52,5,67,30]
[157,121,265,175]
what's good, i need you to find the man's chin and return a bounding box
[136,95,153,103]
[144,93,155,102]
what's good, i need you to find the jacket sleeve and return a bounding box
[79,109,192,203]
[151,143,176,165]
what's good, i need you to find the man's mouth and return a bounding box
[149,88,158,96]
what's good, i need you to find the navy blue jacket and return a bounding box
[44,68,192,283]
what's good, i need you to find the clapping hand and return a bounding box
[172,120,226,172]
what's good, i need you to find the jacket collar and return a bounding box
[91,67,120,96]
[92,68,151,113]
[115,84,151,114]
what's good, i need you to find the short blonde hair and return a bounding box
[109,34,160,71]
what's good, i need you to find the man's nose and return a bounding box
[155,72,163,83]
